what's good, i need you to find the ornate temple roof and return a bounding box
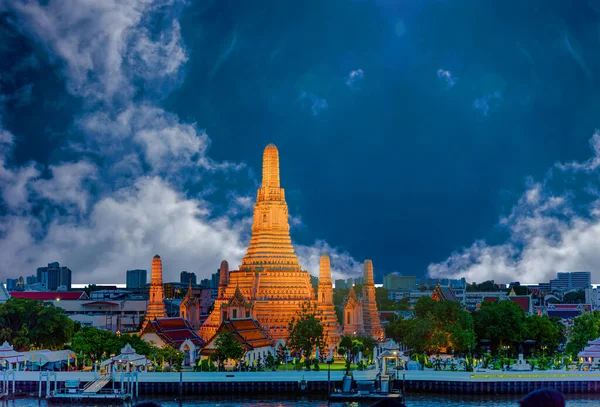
[143,317,204,348]
[228,286,250,308]
[431,284,459,302]
[202,317,273,355]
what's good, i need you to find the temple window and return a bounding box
[346,313,350,324]
[232,309,237,319]
[246,311,250,318]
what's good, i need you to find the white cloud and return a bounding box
[437,69,456,88]
[428,130,600,284]
[32,161,98,214]
[556,129,600,172]
[299,91,328,116]
[346,69,364,89]
[3,0,187,103]
[296,240,363,281]
[473,91,502,116]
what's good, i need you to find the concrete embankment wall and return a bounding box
[8,370,600,396]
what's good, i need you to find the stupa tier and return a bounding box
[239,144,302,272]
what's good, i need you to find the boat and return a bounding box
[329,375,405,402]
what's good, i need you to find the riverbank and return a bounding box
[5,369,600,396]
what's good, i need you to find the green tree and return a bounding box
[523,315,563,354]
[288,302,325,369]
[413,296,437,318]
[566,311,600,357]
[156,345,185,370]
[466,281,498,292]
[473,301,526,351]
[563,290,585,304]
[0,298,75,350]
[211,332,245,369]
[71,326,115,362]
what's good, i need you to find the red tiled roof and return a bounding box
[149,318,204,348]
[508,296,530,313]
[483,297,500,303]
[10,291,88,301]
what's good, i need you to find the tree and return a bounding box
[386,298,475,354]
[156,345,185,370]
[0,298,75,350]
[523,315,564,354]
[563,290,585,304]
[211,332,245,369]
[71,326,115,362]
[287,302,325,369]
[473,301,526,351]
[566,311,600,357]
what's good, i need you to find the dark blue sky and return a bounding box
[1,0,600,284]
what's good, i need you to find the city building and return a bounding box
[198,144,341,343]
[25,275,36,286]
[36,262,72,291]
[550,272,591,291]
[334,279,348,290]
[180,271,197,286]
[126,269,147,289]
[383,273,416,290]
[6,278,18,291]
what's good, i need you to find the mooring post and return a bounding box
[179,369,183,398]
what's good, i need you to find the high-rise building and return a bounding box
[383,273,416,290]
[25,275,36,286]
[6,278,18,291]
[211,269,220,288]
[126,269,147,289]
[36,262,72,291]
[334,279,348,289]
[550,272,591,291]
[180,271,197,286]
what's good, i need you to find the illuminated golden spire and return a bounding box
[364,259,374,285]
[146,254,167,320]
[262,143,280,188]
[240,144,301,272]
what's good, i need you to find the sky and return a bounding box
[1,0,600,285]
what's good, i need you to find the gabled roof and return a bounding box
[432,284,459,302]
[508,296,531,313]
[144,317,204,348]
[9,291,89,301]
[228,286,250,308]
[202,317,273,355]
[547,303,591,319]
[343,287,361,308]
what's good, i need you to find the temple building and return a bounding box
[431,283,460,302]
[179,281,201,329]
[341,260,384,340]
[317,254,341,345]
[199,144,322,342]
[342,287,364,336]
[143,255,167,327]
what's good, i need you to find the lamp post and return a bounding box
[327,358,333,395]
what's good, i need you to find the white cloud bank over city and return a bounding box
[0,0,363,284]
[429,130,600,284]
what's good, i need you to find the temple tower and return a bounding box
[198,144,314,342]
[145,255,167,324]
[361,260,384,340]
[218,260,229,298]
[342,288,365,336]
[317,254,341,346]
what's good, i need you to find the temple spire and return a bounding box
[262,143,280,188]
[319,254,331,281]
[144,254,167,324]
[364,259,374,285]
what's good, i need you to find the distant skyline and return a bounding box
[2,1,600,285]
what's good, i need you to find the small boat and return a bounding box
[329,376,405,403]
